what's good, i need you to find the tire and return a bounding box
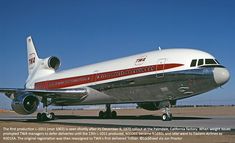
[50,112,55,120]
[162,113,168,121]
[41,113,48,121]
[111,111,117,118]
[104,111,111,119]
[37,113,42,121]
[99,111,104,119]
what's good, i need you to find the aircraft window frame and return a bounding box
[198,59,204,66]
[215,59,220,64]
[205,59,217,65]
[190,59,197,67]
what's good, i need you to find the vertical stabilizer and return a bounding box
[27,36,40,75]
[25,36,58,89]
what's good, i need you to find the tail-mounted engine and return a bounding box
[42,56,61,70]
[25,56,61,89]
[25,36,62,89]
[11,93,39,115]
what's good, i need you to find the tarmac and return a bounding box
[1,107,235,143]
[0,107,235,129]
[51,116,235,129]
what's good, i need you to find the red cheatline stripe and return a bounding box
[35,63,183,90]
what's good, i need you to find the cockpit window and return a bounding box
[198,59,204,66]
[205,59,217,65]
[190,59,197,67]
[215,59,220,64]
[191,58,220,67]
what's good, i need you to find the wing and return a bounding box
[0,87,118,105]
[0,88,21,94]
[0,88,88,99]
[0,88,21,99]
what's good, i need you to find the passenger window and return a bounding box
[198,59,204,66]
[205,59,217,65]
[190,59,197,67]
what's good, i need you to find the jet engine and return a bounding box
[43,56,61,70]
[11,93,39,115]
[137,100,176,111]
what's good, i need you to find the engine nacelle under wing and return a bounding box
[11,93,39,115]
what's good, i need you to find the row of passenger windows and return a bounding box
[190,59,220,67]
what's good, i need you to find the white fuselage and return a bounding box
[25,48,229,106]
[32,49,212,88]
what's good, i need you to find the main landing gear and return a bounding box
[37,112,55,121]
[99,104,117,119]
[36,98,56,121]
[161,106,173,121]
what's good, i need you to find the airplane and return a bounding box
[0,36,230,121]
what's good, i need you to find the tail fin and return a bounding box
[25,36,59,89]
[27,36,40,75]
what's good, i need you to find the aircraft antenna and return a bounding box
[156,42,161,51]
[158,46,161,51]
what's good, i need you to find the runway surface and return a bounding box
[0,114,235,129]
[1,108,235,143]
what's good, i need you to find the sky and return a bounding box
[0,0,235,109]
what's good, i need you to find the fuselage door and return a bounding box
[93,70,99,85]
[156,58,166,78]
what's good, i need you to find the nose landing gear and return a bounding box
[161,106,173,121]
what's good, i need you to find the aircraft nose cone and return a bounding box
[213,67,230,86]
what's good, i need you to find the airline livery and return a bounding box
[0,36,230,121]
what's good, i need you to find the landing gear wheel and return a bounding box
[111,111,117,118]
[41,113,48,121]
[37,113,42,121]
[104,111,112,119]
[37,112,56,121]
[162,113,168,121]
[99,111,105,119]
[161,102,173,121]
[162,113,172,121]
[50,112,55,120]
